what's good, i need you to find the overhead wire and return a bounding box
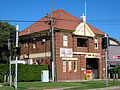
[1,18,120,25]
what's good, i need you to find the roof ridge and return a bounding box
[19,9,105,36]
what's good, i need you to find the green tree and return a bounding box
[0,22,15,64]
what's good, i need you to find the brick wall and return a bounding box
[20,31,105,81]
[54,32,105,81]
[21,36,51,55]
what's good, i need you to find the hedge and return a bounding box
[0,64,48,82]
[109,67,120,78]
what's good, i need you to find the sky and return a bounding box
[0,0,120,41]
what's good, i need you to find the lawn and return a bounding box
[0,80,120,90]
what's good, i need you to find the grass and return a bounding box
[0,80,120,90]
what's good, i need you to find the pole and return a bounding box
[105,34,108,85]
[50,0,56,82]
[84,0,86,36]
[8,39,12,87]
[51,13,55,82]
[15,25,19,89]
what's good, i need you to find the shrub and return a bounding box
[0,64,48,82]
[0,64,9,82]
[109,67,120,78]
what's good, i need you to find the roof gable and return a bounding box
[73,22,95,37]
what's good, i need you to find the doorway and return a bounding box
[86,58,99,79]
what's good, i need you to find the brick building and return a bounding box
[19,9,106,81]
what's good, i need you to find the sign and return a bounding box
[60,48,72,57]
[113,56,120,59]
[11,60,26,64]
[95,55,105,58]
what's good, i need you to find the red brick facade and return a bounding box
[20,31,105,81]
[20,9,106,81]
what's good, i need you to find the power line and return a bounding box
[0,20,49,22]
[1,18,120,25]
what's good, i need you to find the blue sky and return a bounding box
[0,0,120,41]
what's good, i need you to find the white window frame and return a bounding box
[73,61,77,72]
[63,34,68,46]
[68,61,72,72]
[63,60,66,72]
[95,39,98,49]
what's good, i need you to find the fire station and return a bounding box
[19,9,106,81]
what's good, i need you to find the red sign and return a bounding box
[86,70,92,74]
[113,56,120,59]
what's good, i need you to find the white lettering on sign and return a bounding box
[60,48,72,57]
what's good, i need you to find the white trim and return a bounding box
[20,52,51,59]
[62,58,78,60]
[73,52,87,55]
[73,52,101,58]
[73,52,100,55]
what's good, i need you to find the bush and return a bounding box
[17,64,48,82]
[0,64,48,82]
[0,64,9,82]
[109,67,120,78]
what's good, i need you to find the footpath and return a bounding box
[45,86,120,90]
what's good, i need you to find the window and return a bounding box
[74,61,77,72]
[95,39,98,49]
[33,38,37,48]
[68,61,72,72]
[77,38,87,47]
[28,59,33,65]
[33,41,37,48]
[24,42,28,47]
[63,61,66,72]
[63,34,68,46]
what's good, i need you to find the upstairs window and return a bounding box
[63,34,68,46]
[95,39,98,49]
[33,42,37,48]
[77,38,87,47]
[33,38,37,48]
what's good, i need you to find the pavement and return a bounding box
[45,86,120,90]
[87,86,120,90]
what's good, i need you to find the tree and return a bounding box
[0,22,15,64]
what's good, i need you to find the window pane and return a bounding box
[63,61,66,72]
[63,34,68,46]
[95,39,98,49]
[77,38,87,47]
[63,41,68,46]
[68,61,72,72]
[74,61,77,72]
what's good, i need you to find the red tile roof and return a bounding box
[87,23,105,35]
[19,9,105,36]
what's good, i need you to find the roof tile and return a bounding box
[19,9,105,36]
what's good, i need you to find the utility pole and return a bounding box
[8,39,12,87]
[15,25,19,89]
[50,0,56,82]
[105,34,108,85]
[84,0,86,36]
